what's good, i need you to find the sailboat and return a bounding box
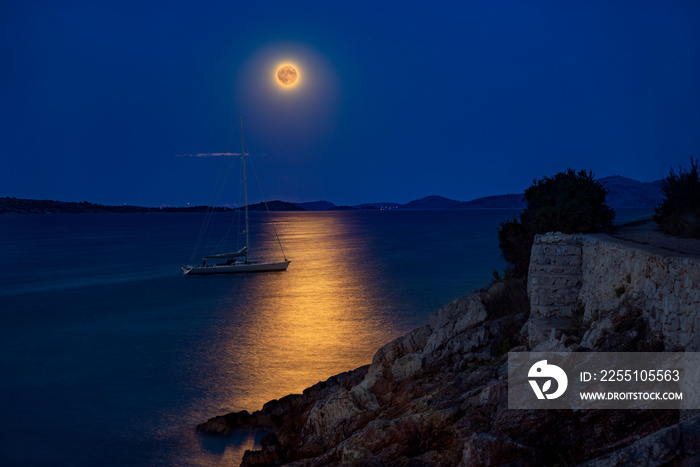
[181,118,291,275]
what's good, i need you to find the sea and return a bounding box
[0,208,651,466]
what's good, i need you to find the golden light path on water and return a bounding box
[176,213,409,465]
[221,213,399,412]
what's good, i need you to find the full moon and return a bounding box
[276,65,298,87]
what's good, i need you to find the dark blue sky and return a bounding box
[2,1,699,206]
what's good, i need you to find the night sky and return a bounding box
[2,1,699,206]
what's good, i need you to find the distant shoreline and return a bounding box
[0,197,233,215]
[1,196,524,214]
[0,174,663,214]
[0,198,525,215]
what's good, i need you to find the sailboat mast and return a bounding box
[240,116,249,264]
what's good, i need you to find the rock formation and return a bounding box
[198,231,699,466]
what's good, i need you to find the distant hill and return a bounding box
[453,194,525,210]
[294,201,401,211]
[244,200,306,211]
[398,195,461,210]
[294,201,337,211]
[598,176,663,208]
[2,176,665,215]
[450,176,662,210]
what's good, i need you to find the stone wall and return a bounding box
[527,233,583,346]
[527,232,700,351]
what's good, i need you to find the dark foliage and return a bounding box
[598,313,665,352]
[482,276,529,320]
[497,218,532,277]
[497,169,615,276]
[482,276,530,356]
[489,314,528,357]
[521,169,615,234]
[654,158,700,238]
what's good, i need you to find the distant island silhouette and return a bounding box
[0,176,662,214]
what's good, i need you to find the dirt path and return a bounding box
[612,219,700,257]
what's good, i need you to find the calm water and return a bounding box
[0,208,650,466]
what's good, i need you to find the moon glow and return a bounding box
[276,64,298,87]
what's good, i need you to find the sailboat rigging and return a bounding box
[181,118,291,275]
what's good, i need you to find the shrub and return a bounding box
[482,276,529,320]
[498,169,615,276]
[496,218,532,277]
[654,158,700,238]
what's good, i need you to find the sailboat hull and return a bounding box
[183,260,290,275]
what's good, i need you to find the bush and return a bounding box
[498,169,615,276]
[497,217,532,276]
[654,158,700,238]
[482,276,529,320]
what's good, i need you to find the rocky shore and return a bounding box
[197,229,700,466]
